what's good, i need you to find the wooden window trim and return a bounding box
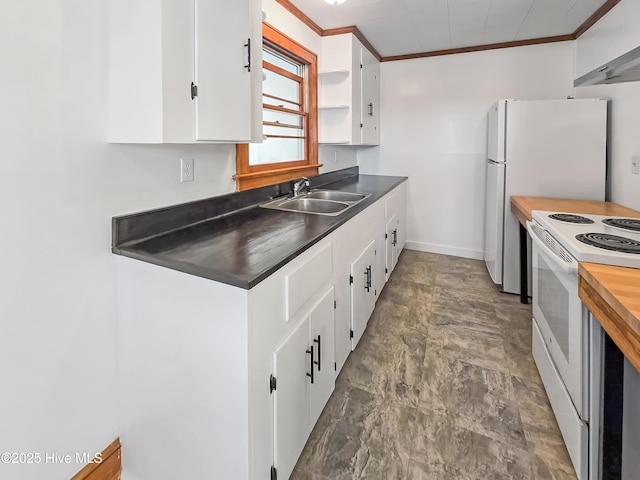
[234,23,319,191]
[263,104,304,116]
[264,60,303,83]
[264,93,301,107]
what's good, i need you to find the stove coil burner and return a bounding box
[548,213,594,224]
[603,218,640,232]
[575,233,640,254]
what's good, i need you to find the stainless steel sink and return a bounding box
[260,189,370,216]
[276,198,350,215]
[305,190,367,202]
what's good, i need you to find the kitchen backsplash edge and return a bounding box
[112,166,360,249]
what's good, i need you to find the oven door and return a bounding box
[528,222,588,419]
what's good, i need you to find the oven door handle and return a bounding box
[526,221,578,275]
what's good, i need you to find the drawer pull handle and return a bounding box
[306,346,314,384]
[244,38,251,72]
[313,335,321,371]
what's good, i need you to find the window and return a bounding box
[234,24,319,191]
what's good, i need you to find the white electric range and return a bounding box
[527,211,640,480]
[532,211,640,268]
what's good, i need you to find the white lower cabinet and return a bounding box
[384,183,407,280]
[385,214,400,280]
[309,289,336,424]
[272,319,310,480]
[272,287,335,480]
[116,182,406,480]
[350,239,377,349]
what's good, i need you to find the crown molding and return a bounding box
[323,26,382,61]
[275,0,323,36]
[276,0,621,63]
[573,0,620,38]
[382,34,575,62]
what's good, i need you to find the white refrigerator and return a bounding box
[484,98,607,295]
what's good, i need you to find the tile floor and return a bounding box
[291,249,577,480]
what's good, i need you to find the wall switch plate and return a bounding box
[181,158,194,182]
[632,156,640,175]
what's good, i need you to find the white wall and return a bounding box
[0,2,349,478]
[262,0,359,173]
[0,2,237,479]
[574,0,640,211]
[358,42,576,258]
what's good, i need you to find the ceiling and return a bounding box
[287,0,614,59]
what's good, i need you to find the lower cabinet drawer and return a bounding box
[285,242,332,321]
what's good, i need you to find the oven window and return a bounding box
[538,255,570,360]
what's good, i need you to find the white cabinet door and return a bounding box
[194,0,252,142]
[384,184,406,282]
[107,0,260,143]
[272,318,310,480]
[318,34,379,146]
[361,46,380,145]
[350,239,376,349]
[385,214,400,281]
[271,287,335,480]
[309,287,335,427]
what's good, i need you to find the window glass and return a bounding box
[249,47,306,167]
[249,138,304,165]
[234,23,318,191]
[264,49,302,76]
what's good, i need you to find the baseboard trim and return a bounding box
[405,241,484,260]
[70,438,121,480]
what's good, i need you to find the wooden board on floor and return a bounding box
[70,438,121,480]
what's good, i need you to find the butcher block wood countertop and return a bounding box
[579,264,640,372]
[510,196,640,372]
[510,196,640,225]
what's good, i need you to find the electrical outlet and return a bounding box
[181,158,194,182]
[632,155,640,175]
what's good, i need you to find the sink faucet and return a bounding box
[292,177,310,197]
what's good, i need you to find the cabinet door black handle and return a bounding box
[306,346,314,384]
[368,102,374,116]
[364,267,369,292]
[313,335,321,371]
[244,38,251,72]
[364,265,372,292]
[392,229,398,246]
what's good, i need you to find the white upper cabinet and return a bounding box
[361,46,380,145]
[107,0,262,143]
[319,33,380,146]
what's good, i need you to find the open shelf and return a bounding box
[318,105,349,110]
[319,140,351,144]
[319,69,349,77]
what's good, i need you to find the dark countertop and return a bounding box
[112,168,407,289]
